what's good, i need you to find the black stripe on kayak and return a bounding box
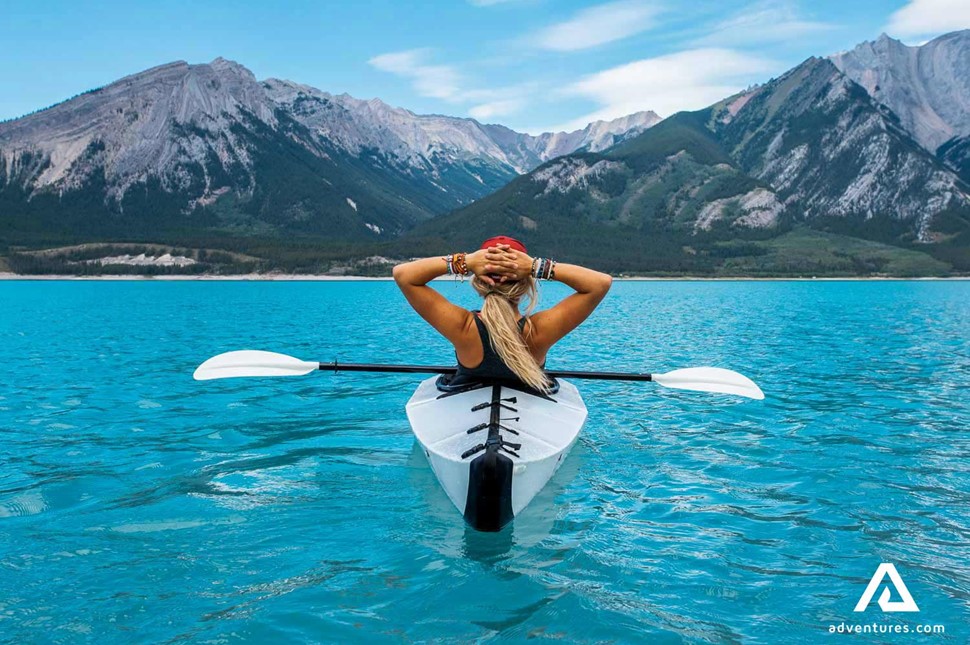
[464,449,513,531]
[463,384,514,531]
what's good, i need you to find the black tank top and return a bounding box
[449,312,530,385]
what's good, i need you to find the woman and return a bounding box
[393,236,612,392]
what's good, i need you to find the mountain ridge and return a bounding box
[411,54,970,274]
[3,32,970,276]
[830,30,970,153]
[0,57,658,244]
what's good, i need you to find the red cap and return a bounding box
[480,235,527,253]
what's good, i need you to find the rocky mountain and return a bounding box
[714,57,968,241]
[830,30,970,187]
[830,31,970,153]
[938,135,970,183]
[4,34,970,276]
[415,56,970,272]
[266,77,658,173]
[479,110,661,170]
[412,111,786,273]
[0,58,655,244]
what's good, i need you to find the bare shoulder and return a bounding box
[523,311,554,352]
[454,307,480,340]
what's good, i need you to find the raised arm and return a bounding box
[392,250,506,344]
[487,248,612,351]
[530,262,612,349]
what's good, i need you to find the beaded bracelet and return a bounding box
[531,257,557,280]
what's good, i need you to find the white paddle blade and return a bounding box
[193,350,319,381]
[653,367,765,400]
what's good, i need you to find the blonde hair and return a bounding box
[471,275,551,392]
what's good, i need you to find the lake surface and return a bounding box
[1,280,968,643]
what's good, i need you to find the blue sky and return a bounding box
[1,0,968,133]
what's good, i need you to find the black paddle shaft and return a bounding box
[318,362,653,382]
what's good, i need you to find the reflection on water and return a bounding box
[0,279,968,642]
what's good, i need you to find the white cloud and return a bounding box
[368,49,462,101]
[695,0,835,46]
[885,0,970,38]
[468,99,525,120]
[532,0,662,52]
[557,48,774,130]
[369,50,533,119]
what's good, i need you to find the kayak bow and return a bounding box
[406,377,585,531]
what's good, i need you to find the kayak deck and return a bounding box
[406,376,586,531]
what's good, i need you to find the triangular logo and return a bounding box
[854,563,919,612]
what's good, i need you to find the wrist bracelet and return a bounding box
[446,252,469,279]
[531,257,557,280]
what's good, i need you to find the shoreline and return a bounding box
[1,272,968,282]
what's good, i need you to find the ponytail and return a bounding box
[472,276,550,392]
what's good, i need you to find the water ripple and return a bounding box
[0,280,968,642]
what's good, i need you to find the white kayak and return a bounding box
[405,376,587,531]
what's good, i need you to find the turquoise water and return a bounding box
[1,280,968,643]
